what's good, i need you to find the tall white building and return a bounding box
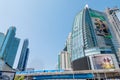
[58,51,71,70]
[105,8,120,62]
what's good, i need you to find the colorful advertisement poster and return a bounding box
[90,10,112,38]
[89,10,113,48]
[92,55,115,69]
[94,18,109,36]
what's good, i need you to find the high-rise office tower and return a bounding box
[0,27,20,67]
[71,5,119,70]
[17,39,29,71]
[105,8,120,62]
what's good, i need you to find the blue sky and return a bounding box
[0,0,120,70]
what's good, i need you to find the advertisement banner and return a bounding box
[89,10,113,49]
[90,10,112,38]
[92,55,115,69]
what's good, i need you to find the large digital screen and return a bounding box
[92,55,115,69]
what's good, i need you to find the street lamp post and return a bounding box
[72,69,75,80]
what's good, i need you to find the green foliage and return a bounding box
[14,75,25,80]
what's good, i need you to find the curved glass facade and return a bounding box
[72,10,84,61]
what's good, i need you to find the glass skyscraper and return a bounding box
[17,39,29,71]
[71,6,116,62]
[0,27,20,67]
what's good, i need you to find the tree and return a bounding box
[14,75,24,80]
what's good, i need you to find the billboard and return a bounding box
[94,18,109,36]
[89,10,112,48]
[92,55,115,69]
[90,10,112,38]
